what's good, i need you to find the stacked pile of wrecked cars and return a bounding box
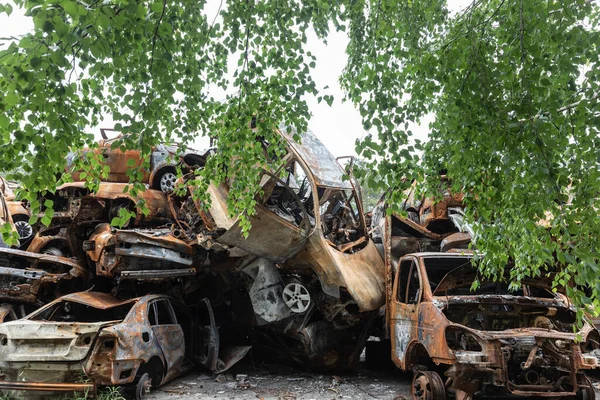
[0,128,385,398]
[0,128,598,400]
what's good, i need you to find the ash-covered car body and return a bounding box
[0,247,89,305]
[66,129,210,193]
[386,250,598,399]
[0,291,244,398]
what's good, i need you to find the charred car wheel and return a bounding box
[576,375,594,400]
[412,371,445,400]
[135,372,152,400]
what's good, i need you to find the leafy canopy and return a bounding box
[344,0,600,319]
[1,0,599,317]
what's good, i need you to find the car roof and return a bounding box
[280,129,353,189]
[58,292,167,309]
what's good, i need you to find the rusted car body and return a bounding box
[66,130,210,193]
[38,182,173,228]
[0,247,89,305]
[0,192,16,249]
[85,223,199,280]
[28,182,173,259]
[1,176,34,244]
[384,247,598,399]
[0,292,248,398]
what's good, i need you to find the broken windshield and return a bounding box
[427,257,555,298]
[319,188,366,250]
[30,301,134,323]
[264,159,315,228]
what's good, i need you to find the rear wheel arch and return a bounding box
[137,356,165,388]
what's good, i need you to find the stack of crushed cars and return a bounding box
[0,129,386,398]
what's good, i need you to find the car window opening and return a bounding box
[30,301,133,323]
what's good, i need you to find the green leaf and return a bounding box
[30,57,42,69]
[150,2,163,13]
[61,1,79,17]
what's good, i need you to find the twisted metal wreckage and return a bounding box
[0,129,385,397]
[370,182,600,400]
[0,131,599,399]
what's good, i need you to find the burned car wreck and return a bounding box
[178,129,386,369]
[0,291,249,398]
[66,129,211,193]
[380,205,599,399]
[0,247,89,306]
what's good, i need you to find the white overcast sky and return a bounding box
[0,0,470,157]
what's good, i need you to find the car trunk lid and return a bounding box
[0,320,115,362]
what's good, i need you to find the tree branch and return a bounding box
[149,0,168,73]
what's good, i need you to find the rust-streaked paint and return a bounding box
[0,292,204,395]
[85,223,197,279]
[385,240,600,398]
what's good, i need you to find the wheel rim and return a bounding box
[413,373,432,400]
[14,221,33,240]
[412,371,445,400]
[159,172,177,192]
[136,373,152,400]
[577,375,594,400]
[282,282,311,313]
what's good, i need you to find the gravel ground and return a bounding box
[147,361,412,400]
[147,360,600,400]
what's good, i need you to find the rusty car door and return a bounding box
[390,257,422,370]
[149,299,185,383]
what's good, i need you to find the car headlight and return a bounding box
[445,326,483,352]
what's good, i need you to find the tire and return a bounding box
[12,215,33,242]
[576,374,595,400]
[153,168,177,193]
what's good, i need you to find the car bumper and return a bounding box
[0,379,96,393]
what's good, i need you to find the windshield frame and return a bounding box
[26,298,136,323]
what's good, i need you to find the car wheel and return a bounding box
[12,215,33,242]
[282,282,311,314]
[412,370,446,400]
[156,170,177,193]
[135,372,152,400]
[576,374,594,400]
[14,219,33,241]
